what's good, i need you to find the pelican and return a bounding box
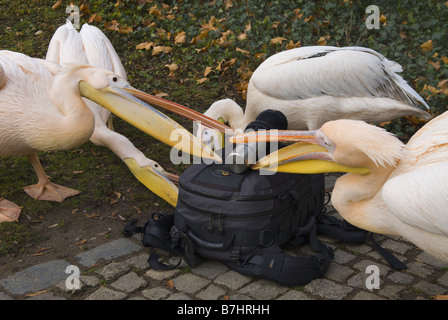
[46,21,180,207]
[204,46,432,131]
[230,112,448,263]
[0,50,219,223]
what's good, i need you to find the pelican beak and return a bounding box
[230,130,371,175]
[79,81,221,163]
[122,87,233,135]
[123,158,179,207]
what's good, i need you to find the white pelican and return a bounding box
[231,112,448,263]
[0,50,218,223]
[46,21,180,207]
[205,46,432,131]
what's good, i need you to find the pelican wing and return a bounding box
[251,46,429,110]
[382,162,448,237]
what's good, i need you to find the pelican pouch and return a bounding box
[124,161,367,286]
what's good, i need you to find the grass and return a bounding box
[0,0,447,254]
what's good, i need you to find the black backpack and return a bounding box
[123,162,368,286]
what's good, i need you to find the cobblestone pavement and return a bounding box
[1,176,447,301]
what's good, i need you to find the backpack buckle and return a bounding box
[259,230,275,247]
[229,250,240,261]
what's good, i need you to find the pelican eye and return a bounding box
[112,76,118,82]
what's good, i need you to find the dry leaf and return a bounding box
[197,77,208,84]
[174,31,186,44]
[165,63,179,72]
[152,46,173,55]
[51,0,62,9]
[88,14,102,23]
[25,289,49,297]
[166,279,175,289]
[286,40,301,50]
[36,247,52,253]
[155,92,169,98]
[236,47,250,55]
[73,239,87,246]
[380,14,387,24]
[72,208,79,215]
[224,0,233,10]
[85,213,100,219]
[317,35,330,46]
[133,206,142,215]
[73,170,83,174]
[270,37,287,45]
[429,59,440,70]
[304,16,314,23]
[204,66,213,77]
[421,40,433,52]
[110,191,121,205]
[136,42,154,50]
[441,56,448,64]
[238,33,247,41]
[119,26,133,34]
[104,20,119,32]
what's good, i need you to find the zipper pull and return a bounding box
[218,214,224,235]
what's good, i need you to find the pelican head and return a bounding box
[233,119,404,175]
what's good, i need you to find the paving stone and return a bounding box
[305,278,352,300]
[25,292,67,300]
[191,260,228,279]
[333,249,356,264]
[166,292,192,300]
[141,287,171,300]
[214,270,252,291]
[238,280,288,300]
[126,253,150,270]
[110,272,147,293]
[197,285,226,300]
[353,260,390,276]
[76,238,142,267]
[55,279,83,293]
[381,239,413,255]
[80,275,100,287]
[146,268,180,281]
[407,261,435,277]
[413,280,447,296]
[347,272,384,290]
[277,290,312,300]
[378,285,405,299]
[85,287,128,300]
[388,271,414,284]
[325,263,354,282]
[172,273,211,294]
[228,294,253,300]
[352,291,386,300]
[437,271,448,286]
[0,292,12,300]
[0,260,70,295]
[416,252,448,269]
[97,262,131,280]
[345,243,372,255]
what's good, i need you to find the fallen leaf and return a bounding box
[204,66,213,77]
[270,36,287,45]
[421,40,433,53]
[133,206,142,215]
[197,77,208,84]
[73,170,83,174]
[166,279,175,289]
[286,40,301,50]
[429,59,440,70]
[73,239,87,246]
[110,191,121,205]
[48,223,58,228]
[174,31,186,44]
[432,295,448,300]
[85,213,100,219]
[238,33,247,41]
[236,47,250,55]
[317,35,330,46]
[165,63,179,72]
[155,92,169,98]
[104,20,119,32]
[152,46,172,55]
[380,14,387,24]
[88,14,102,23]
[441,56,448,64]
[119,26,133,34]
[31,252,44,257]
[72,208,79,215]
[25,289,49,297]
[136,42,154,50]
[51,0,62,9]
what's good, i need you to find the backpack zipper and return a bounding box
[178,180,298,202]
